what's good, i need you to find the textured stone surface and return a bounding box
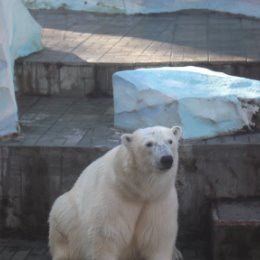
[15,10,260,96]
[2,96,260,148]
[0,146,106,239]
[212,199,260,260]
[3,96,120,147]
[0,239,51,260]
[16,62,95,96]
[0,0,42,139]
[0,97,260,245]
[0,239,207,260]
[113,67,260,139]
[1,139,260,246]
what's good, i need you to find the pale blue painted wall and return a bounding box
[24,0,260,17]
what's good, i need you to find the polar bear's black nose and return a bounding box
[160,155,173,169]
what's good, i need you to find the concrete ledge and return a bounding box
[0,96,260,243]
[1,143,260,243]
[15,62,96,96]
[0,146,106,240]
[14,10,260,97]
[0,238,207,260]
[15,61,260,97]
[211,199,260,260]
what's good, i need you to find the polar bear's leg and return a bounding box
[90,243,119,260]
[144,247,183,260]
[85,232,122,260]
[49,222,70,260]
[49,194,75,260]
[137,189,181,260]
[143,235,182,260]
[173,246,183,260]
[143,241,174,260]
[94,253,118,260]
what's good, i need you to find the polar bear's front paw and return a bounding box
[173,247,183,260]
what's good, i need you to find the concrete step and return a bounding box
[0,96,260,246]
[0,239,207,260]
[15,9,260,97]
[211,198,260,260]
[0,239,50,260]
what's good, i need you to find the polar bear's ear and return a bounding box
[121,134,132,148]
[171,126,182,141]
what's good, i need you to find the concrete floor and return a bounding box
[0,239,207,260]
[16,9,260,97]
[0,96,259,147]
[27,9,260,64]
[2,10,260,260]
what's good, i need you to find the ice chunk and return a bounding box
[0,0,42,138]
[113,67,260,139]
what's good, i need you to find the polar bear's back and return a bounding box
[73,146,119,186]
[69,146,120,207]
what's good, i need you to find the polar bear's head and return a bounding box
[121,126,182,173]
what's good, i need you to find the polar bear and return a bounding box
[48,126,183,260]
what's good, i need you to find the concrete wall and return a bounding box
[0,146,106,239]
[24,0,260,17]
[15,62,260,98]
[0,144,259,241]
[178,144,260,240]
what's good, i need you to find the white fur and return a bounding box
[48,126,182,260]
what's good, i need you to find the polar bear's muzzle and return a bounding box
[153,144,174,171]
[159,155,173,170]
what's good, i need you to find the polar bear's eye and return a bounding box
[146,142,153,147]
[168,139,173,144]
